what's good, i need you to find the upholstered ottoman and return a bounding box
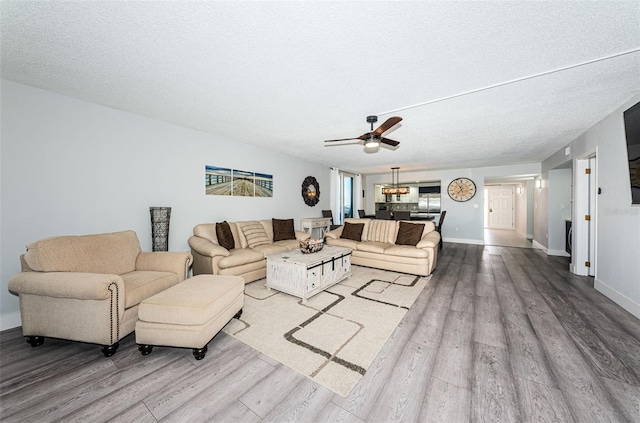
[135,274,244,359]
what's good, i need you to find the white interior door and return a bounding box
[488,187,514,229]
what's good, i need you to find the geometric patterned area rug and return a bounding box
[222,265,431,397]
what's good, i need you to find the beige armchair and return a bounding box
[8,230,192,357]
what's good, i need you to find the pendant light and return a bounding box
[381,167,410,196]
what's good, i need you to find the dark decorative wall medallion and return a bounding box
[302,176,320,206]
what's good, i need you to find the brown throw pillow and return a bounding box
[216,221,235,250]
[273,218,295,241]
[341,222,365,241]
[395,221,425,246]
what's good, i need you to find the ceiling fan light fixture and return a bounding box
[364,138,380,148]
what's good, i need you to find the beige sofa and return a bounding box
[8,230,193,357]
[325,218,440,276]
[188,220,311,283]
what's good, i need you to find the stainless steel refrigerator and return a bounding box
[418,186,441,213]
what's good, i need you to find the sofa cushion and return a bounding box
[216,221,235,250]
[121,270,180,308]
[341,222,365,241]
[193,223,218,244]
[251,243,289,256]
[395,222,425,246]
[218,248,265,269]
[272,218,295,241]
[419,221,436,237]
[260,220,274,241]
[238,221,270,248]
[326,237,360,250]
[384,245,430,258]
[24,230,140,275]
[357,242,392,254]
[273,239,301,250]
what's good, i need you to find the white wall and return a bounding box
[0,80,330,328]
[364,163,541,244]
[526,180,534,238]
[513,182,528,237]
[533,174,548,249]
[547,168,572,256]
[542,95,640,318]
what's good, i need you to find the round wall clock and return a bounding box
[301,176,320,206]
[448,177,477,202]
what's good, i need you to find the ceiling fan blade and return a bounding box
[324,141,362,147]
[373,116,402,136]
[324,137,361,142]
[380,137,400,147]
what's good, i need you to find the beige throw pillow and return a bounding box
[240,222,271,247]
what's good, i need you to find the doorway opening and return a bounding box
[483,176,536,248]
[331,170,359,225]
[343,175,353,220]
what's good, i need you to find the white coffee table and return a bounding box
[266,246,352,303]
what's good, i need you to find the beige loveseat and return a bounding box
[8,230,193,357]
[188,219,311,283]
[325,218,440,276]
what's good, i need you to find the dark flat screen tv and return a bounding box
[623,101,640,204]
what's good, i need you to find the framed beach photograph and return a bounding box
[254,172,273,197]
[232,169,255,197]
[205,166,232,196]
[205,166,273,197]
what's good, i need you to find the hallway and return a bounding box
[484,228,533,248]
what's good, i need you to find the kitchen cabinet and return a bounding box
[391,187,418,203]
[407,187,419,203]
[374,184,436,204]
[374,186,387,203]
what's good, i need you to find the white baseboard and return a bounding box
[595,278,640,319]
[547,249,570,257]
[1,311,22,331]
[444,237,485,245]
[532,240,547,252]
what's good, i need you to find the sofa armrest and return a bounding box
[325,226,344,240]
[295,230,312,241]
[188,236,231,257]
[136,252,193,282]
[416,231,440,249]
[8,272,124,301]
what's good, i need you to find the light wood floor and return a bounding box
[484,228,533,248]
[2,243,639,422]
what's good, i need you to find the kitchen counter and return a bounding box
[409,215,435,221]
[361,213,437,221]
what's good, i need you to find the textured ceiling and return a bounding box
[2,1,639,174]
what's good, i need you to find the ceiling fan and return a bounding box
[324,115,402,148]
